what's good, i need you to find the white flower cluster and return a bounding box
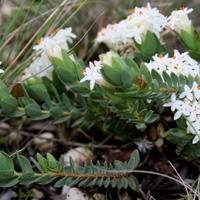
[164,83,200,144]
[144,50,200,77]
[22,27,76,81]
[80,61,104,90]
[96,3,167,49]
[145,50,200,144]
[167,7,193,35]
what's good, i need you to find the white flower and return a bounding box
[173,99,192,120]
[80,61,103,90]
[145,53,169,74]
[43,38,62,59]
[189,101,200,122]
[33,27,76,52]
[52,27,77,49]
[163,93,179,110]
[163,93,192,120]
[186,121,200,144]
[192,82,200,100]
[167,7,193,34]
[179,84,193,101]
[22,52,53,80]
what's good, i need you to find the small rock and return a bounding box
[33,132,54,151]
[32,188,44,199]
[7,131,23,145]
[0,189,17,200]
[63,147,93,168]
[66,188,89,200]
[0,123,11,136]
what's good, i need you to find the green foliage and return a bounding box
[0,150,141,191]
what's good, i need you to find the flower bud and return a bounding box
[99,51,126,87]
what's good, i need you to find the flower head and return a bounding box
[80,61,104,90]
[167,7,193,34]
[164,82,200,144]
[145,50,200,77]
[23,27,76,80]
[96,3,167,50]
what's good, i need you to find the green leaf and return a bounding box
[137,31,160,56]
[0,79,10,100]
[135,52,152,62]
[18,97,36,107]
[124,57,140,75]
[50,107,63,118]
[51,57,65,68]
[55,68,77,84]
[116,178,123,189]
[36,174,56,185]
[140,63,152,85]
[25,103,42,117]
[47,153,58,170]
[78,177,91,187]
[166,128,187,144]
[103,177,110,188]
[101,64,122,87]
[111,177,117,188]
[54,177,68,187]
[71,108,81,118]
[122,177,128,189]
[18,172,38,185]
[121,65,133,88]
[151,69,163,86]
[70,85,90,94]
[71,116,85,127]
[69,156,75,174]
[53,116,71,124]
[189,50,200,61]
[17,154,33,173]
[31,157,44,173]
[170,72,179,88]
[43,91,53,109]
[62,94,73,110]
[36,153,47,171]
[61,50,76,72]
[127,175,139,191]
[0,97,18,114]
[127,150,140,170]
[162,71,172,87]
[0,177,19,188]
[143,110,154,123]
[0,151,14,171]
[151,79,160,92]
[136,122,146,131]
[180,30,196,50]
[67,177,81,186]
[0,170,15,181]
[27,85,46,102]
[146,114,159,124]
